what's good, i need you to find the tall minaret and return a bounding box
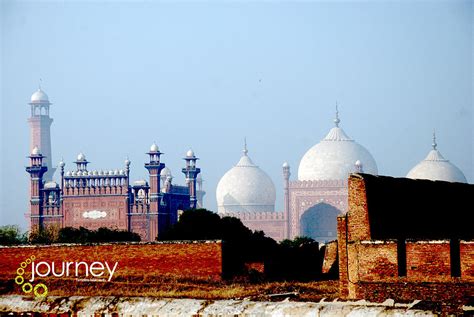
[182,149,200,209]
[282,161,291,239]
[28,84,55,181]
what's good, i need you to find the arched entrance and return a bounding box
[299,202,340,243]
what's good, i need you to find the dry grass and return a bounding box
[1,275,339,302]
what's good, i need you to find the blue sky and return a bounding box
[1,0,472,228]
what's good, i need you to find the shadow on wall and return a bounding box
[300,203,340,243]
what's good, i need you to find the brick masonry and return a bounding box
[338,173,474,309]
[0,241,223,291]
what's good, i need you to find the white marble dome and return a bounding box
[216,147,276,213]
[31,89,49,103]
[407,136,467,183]
[298,113,378,181]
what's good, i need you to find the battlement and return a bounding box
[289,179,348,189]
[219,211,285,221]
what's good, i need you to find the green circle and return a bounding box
[15,275,24,285]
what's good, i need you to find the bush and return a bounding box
[29,225,141,244]
[265,236,322,281]
[158,209,278,277]
[0,225,27,245]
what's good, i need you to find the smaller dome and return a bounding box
[133,179,148,187]
[30,89,49,103]
[407,133,467,183]
[77,153,86,161]
[150,143,159,152]
[186,149,195,157]
[99,170,104,175]
[31,146,41,155]
[160,167,172,177]
[44,181,58,189]
[114,169,119,175]
[59,160,65,168]
[88,171,93,176]
[66,171,71,176]
[108,170,113,175]
[125,158,131,166]
[93,170,98,175]
[72,171,77,176]
[282,161,289,168]
[119,169,124,175]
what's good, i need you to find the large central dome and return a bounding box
[298,110,378,181]
[216,144,276,213]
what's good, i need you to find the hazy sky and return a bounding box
[1,0,472,228]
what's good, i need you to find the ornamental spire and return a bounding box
[334,102,340,127]
[432,130,437,150]
[243,137,248,156]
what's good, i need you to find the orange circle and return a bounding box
[16,268,25,276]
[30,255,36,261]
[26,258,31,265]
[20,262,27,268]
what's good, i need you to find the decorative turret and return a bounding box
[26,146,48,229]
[182,149,201,209]
[74,152,89,171]
[145,143,165,211]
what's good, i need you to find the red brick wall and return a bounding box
[406,240,451,282]
[347,176,370,241]
[322,240,338,274]
[63,196,128,230]
[358,241,398,282]
[461,241,474,281]
[337,216,349,297]
[0,241,222,291]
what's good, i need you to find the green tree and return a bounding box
[0,225,27,245]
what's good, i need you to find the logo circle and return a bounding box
[26,258,31,265]
[30,255,36,261]
[34,283,48,298]
[17,268,25,276]
[20,262,27,268]
[15,275,24,285]
[22,283,33,293]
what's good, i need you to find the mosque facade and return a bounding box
[216,109,468,243]
[25,88,204,241]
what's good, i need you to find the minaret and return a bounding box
[182,149,201,209]
[26,146,48,229]
[28,84,55,181]
[145,143,165,212]
[282,161,291,239]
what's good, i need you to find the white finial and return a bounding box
[334,102,340,127]
[243,137,248,156]
[432,130,437,150]
[59,157,65,168]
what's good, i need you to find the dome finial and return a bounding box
[432,129,437,150]
[243,137,248,156]
[39,78,42,90]
[334,102,340,127]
